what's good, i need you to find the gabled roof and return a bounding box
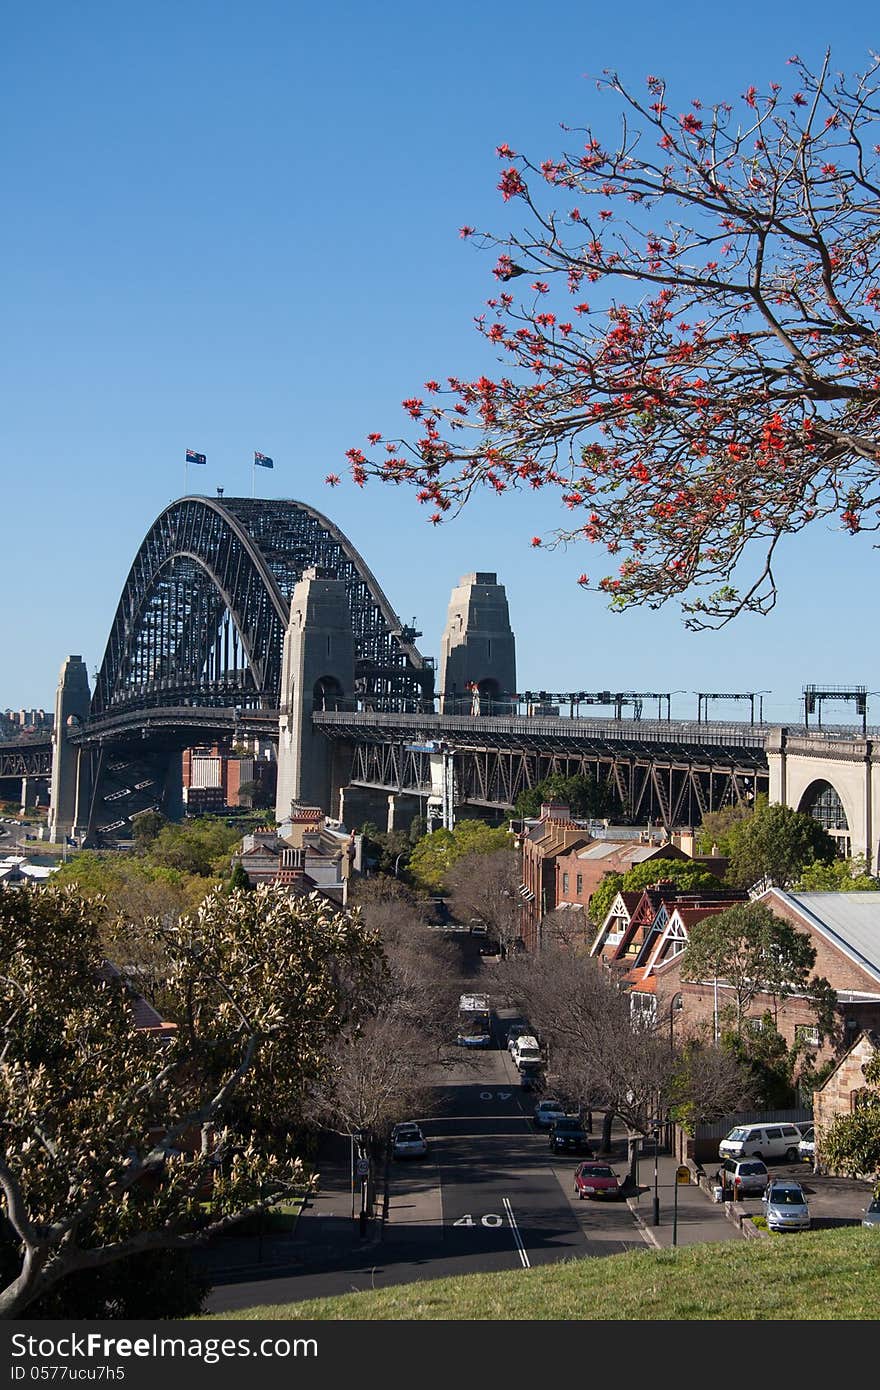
[813,1028,880,1093]
[762,890,880,984]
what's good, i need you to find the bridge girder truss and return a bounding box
[91,496,431,719]
[347,741,767,828]
[0,745,52,778]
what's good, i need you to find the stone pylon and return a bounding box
[275,567,355,819]
[439,572,516,714]
[48,655,92,844]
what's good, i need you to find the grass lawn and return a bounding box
[200,1227,880,1320]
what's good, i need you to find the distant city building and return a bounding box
[182,743,276,812]
[0,709,53,739]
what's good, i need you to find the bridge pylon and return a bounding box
[439,572,516,714]
[48,656,92,845]
[275,567,355,819]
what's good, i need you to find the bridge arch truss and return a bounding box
[92,496,432,719]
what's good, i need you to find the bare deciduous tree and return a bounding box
[446,849,521,953]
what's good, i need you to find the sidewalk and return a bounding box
[195,1132,385,1284]
[622,1143,745,1249]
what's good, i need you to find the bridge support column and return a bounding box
[162,750,184,821]
[386,792,423,834]
[48,656,92,844]
[20,776,39,813]
[439,573,516,714]
[276,567,355,820]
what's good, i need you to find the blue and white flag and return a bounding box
[254,451,274,469]
[186,448,207,466]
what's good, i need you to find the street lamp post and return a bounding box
[652,1127,661,1226]
[669,992,684,1053]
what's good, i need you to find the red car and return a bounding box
[574,1161,622,1200]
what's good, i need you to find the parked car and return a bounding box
[391,1122,428,1159]
[718,1122,803,1163]
[717,1157,770,1197]
[511,1035,543,1070]
[519,1063,544,1092]
[797,1125,815,1162]
[762,1179,811,1231]
[861,1196,880,1229]
[573,1161,622,1200]
[549,1116,592,1155]
[506,1023,530,1053]
[533,1099,567,1129]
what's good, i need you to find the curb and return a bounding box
[625,1196,662,1250]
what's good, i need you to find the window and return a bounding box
[794,1024,820,1047]
[576,873,583,896]
[562,872,569,894]
[630,993,657,1029]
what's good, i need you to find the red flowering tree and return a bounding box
[340,54,880,627]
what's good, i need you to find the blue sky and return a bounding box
[2,1,877,725]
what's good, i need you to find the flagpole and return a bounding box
[252,457,255,498]
[184,458,188,496]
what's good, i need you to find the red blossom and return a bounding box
[530,536,542,547]
[367,432,382,444]
[459,226,475,238]
[744,85,758,107]
[324,474,341,487]
[577,574,589,585]
[498,167,526,200]
[495,143,516,158]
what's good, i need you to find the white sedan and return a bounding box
[391,1122,428,1158]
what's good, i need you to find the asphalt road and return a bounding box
[208,1037,645,1313]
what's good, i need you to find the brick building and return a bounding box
[182,744,275,811]
[613,889,880,1065]
[812,1030,880,1172]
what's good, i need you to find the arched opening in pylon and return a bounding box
[798,778,850,856]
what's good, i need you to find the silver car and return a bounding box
[762,1180,810,1231]
[862,1196,880,1229]
[391,1122,428,1158]
[533,1099,567,1129]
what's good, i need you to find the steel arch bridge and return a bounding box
[91,496,433,722]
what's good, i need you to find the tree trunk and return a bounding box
[600,1109,614,1154]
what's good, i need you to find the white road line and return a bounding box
[503,1196,531,1268]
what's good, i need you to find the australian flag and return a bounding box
[186,448,207,466]
[254,451,274,469]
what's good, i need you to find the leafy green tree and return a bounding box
[0,882,381,1318]
[721,1014,799,1110]
[514,773,618,821]
[358,823,413,879]
[146,817,241,877]
[682,901,836,1037]
[131,810,167,852]
[822,1052,880,1178]
[795,855,879,892]
[724,798,836,890]
[588,857,722,928]
[407,820,510,894]
[694,804,753,856]
[226,862,253,894]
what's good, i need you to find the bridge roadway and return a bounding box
[4,707,876,828]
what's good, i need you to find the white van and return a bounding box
[718,1122,804,1163]
[511,1035,542,1070]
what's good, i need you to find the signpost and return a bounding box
[672,1164,690,1247]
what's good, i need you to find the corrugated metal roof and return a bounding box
[784,891,880,979]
